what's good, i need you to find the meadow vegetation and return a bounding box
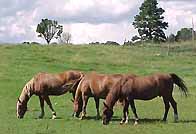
[0,42,196,134]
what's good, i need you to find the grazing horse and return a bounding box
[102,73,188,125]
[73,72,136,119]
[16,70,84,119]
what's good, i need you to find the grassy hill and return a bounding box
[0,42,196,134]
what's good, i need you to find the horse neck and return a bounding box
[106,92,119,109]
[19,87,31,105]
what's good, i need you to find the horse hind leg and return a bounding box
[38,96,45,119]
[44,96,56,119]
[162,97,170,121]
[169,96,178,122]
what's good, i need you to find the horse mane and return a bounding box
[18,78,34,103]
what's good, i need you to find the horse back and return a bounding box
[33,71,83,95]
[78,72,126,98]
[122,73,173,100]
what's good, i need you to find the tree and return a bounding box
[58,32,72,44]
[105,41,120,45]
[36,19,63,44]
[167,34,175,43]
[123,40,133,46]
[131,35,141,42]
[133,0,168,42]
[175,28,196,41]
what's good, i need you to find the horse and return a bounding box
[16,70,84,119]
[102,73,188,125]
[73,72,136,119]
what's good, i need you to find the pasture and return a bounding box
[0,42,196,134]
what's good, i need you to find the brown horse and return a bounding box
[16,70,83,119]
[73,72,136,119]
[102,73,188,125]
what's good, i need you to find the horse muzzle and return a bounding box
[17,115,23,119]
[102,120,109,125]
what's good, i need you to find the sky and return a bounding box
[0,0,196,44]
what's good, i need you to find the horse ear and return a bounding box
[18,98,21,103]
[103,102,109,109]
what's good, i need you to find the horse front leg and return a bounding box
[129,99,139,125]
[38,96,45,119]
[120,99,129,125]
[44,96,56,119]
[80,94,89,120]
[94,97,100,119]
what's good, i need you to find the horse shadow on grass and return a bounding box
[111,117,161,124]
[111,117,196,124]
[34,116,63,120]
[82,115,119,121]
[177,119,196,123]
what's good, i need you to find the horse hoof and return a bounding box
[52,115,57,119]
[134,121,138,126]
[79,116,84,120]
[174,114,178,123]
[38,115,44,119]
[125,121,129,124]
[120,121,124,125]
[96,116,101,120]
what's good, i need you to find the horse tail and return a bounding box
[74,77,84,100]
[170,73,188,96]
[73,77,84,115]
[70,74,85,98]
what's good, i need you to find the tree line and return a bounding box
[34,0,195,45]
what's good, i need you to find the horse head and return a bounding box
[102,102,113,125]
[73,97,83,118]
[16,98,27,119]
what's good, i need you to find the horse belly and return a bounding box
[44,86,68,96]
[133,90,158,100]
[92,89,108,99]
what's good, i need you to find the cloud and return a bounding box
[159,0,196,34]
[0,0,141,43]
[67,22,137,44]
[0,0,196,44]
[34,0,140,24]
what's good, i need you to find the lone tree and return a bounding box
[36,19,63,44]
[58,32,72,44]
[133,0,168,42]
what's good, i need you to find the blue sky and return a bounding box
[0,0,196,44]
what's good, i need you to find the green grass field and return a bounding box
[0,42,196,134]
